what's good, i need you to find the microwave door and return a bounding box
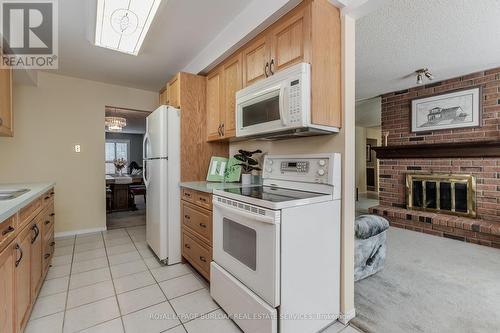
[238,87,285,136]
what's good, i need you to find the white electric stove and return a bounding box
[211,154,341,333]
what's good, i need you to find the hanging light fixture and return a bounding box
[105,109,127,132]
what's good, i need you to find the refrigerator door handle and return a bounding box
[143,160,151,189]
[143,133,150,161]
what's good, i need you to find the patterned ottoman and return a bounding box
[354,214,389,281]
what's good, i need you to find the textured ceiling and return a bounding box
[356,0,500,100]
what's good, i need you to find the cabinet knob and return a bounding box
[199,197,207,202]
[184,214,190,220]
[50,213,55,217]
[44,253,51,259]
[199,223,207,228]
[45,220,50,225]
[199,256,207,263]
[0,117,3,126]
[184,243,191,249]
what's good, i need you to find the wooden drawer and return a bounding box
[182,231,211,280]
[0,214,17,253]
[194,192,212,210]
[19,197,42,229]
[182,201,212,245]
[42,228,54,275]
[42,204,55,239]
[42,188,55,207]
[181,188,196,203]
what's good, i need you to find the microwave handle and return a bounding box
[279,85,288,126]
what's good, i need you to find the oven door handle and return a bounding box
[213,201,277,225]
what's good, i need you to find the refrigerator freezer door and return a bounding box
[146,106,168,159]
[146,159,168,261]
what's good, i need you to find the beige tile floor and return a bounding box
[27,226,361,333]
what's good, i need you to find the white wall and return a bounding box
[0,72,158,234]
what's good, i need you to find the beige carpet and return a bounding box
[353,227,500,333]
[106,196,146,230]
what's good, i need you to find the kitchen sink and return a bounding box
[0,189,30,200]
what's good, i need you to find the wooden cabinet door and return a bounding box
[30,218,43,298]
[14,226,31,333]
[0,245,15,333]
[242,36,269,87]
[168,74,180,108]
[269,4,311,73]
[0,63,12,137]
[221,53,242,139]
[206,69,223,141]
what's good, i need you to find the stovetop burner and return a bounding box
[222,186,326,203]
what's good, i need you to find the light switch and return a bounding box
[74,144,81,153]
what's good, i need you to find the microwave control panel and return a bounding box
[288,79,302,125]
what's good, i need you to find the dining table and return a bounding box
[106,174,144,212]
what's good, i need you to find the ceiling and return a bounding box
[356,0,500,100]
[105,107,149,134]
[52,0,249,91]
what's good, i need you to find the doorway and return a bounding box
[104,106,150,229]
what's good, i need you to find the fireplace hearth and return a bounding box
[406,174,476,218]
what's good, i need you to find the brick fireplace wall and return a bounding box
[372,67,500,247]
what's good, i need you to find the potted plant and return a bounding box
[234,149,262,185]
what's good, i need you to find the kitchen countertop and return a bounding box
[180,181,260,194]
[0,182,55,223]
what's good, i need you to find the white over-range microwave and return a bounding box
[236,62,339,139]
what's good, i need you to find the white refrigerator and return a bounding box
[143,105,181,265]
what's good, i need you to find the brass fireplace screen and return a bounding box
[406,174,477,218]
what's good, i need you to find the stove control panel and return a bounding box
[263,154,339,185]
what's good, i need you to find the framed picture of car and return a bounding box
[410,87,482,133]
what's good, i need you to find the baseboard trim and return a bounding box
[55,226,107,238]
[339,308,356,324]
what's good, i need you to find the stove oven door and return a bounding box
[212,196,280,307]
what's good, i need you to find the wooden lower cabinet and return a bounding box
[181,188,213,281]
[15,225,32,333]
[0,244,15,333]
[0,187,55,333]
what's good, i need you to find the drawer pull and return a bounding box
[184,214,190,220]
[199,197,207,202]
[50,241,55,247]
[44,253,51,259]
[184,243,191,249]
[45,220,51,225]
[50,192,55,195]
[44,196,50,200]
[199,256,207,263]
[184,192,191,197]
[199,223,207,228]
[50,213,55,217]
[31,225,40,244]
[2,225,15,236]
[15,244,23,267]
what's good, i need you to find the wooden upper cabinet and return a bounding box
[168,74,181,108]
[0,245,15,333]
[0,64,13,137]
[159,85,169,105]
[242,36,269,87]
[269,4,311,73]
[206,69,223,141]
[221,53,242,138]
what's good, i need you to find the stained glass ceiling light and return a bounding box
[95,0,162,55]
